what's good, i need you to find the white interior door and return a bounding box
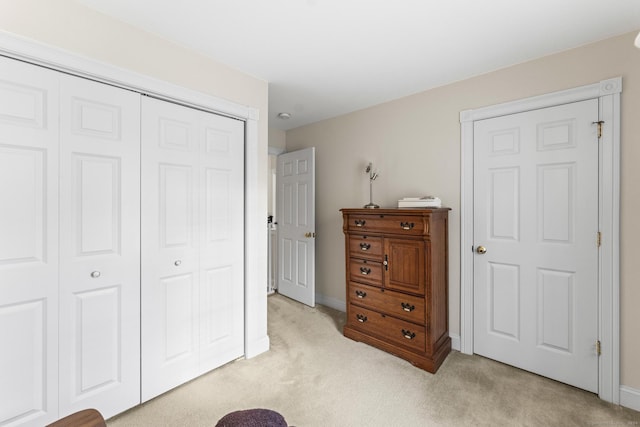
[58,75,141,418]
[0,57,60,427]
[141,96,245,401]
[276,148,315,307]
[473,99,599,392]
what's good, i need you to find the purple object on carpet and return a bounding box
[215,408,288,427]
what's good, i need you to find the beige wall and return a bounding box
[269,128,287,151]
[286,31,640,390]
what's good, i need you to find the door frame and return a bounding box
[460,78,621,403]
[0,31,270,359]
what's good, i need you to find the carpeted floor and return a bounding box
[107,293,640,426]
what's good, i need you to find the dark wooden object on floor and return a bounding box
[341,208,451,373]
[46,409,106,427]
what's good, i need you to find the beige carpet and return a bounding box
[108,294,640,426]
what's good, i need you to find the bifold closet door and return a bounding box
[141,96,245,402]
[58,75,141,419]
[197,110,245,374]
[141,97,200,401]
[0,56,60,427]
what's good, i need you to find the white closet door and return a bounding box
[198,112,244,373]
[0,57,60,427]
[58,76,141,418]
[141,96,245,401]
[141,96,201,401]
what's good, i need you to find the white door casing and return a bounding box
[473,99,599,392]
[58,75,141,418]
[141,96,245,402]
[460,78,621,402]
[276,148,316,307]
[0,56,60,427]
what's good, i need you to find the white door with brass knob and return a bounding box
[276,147,316,307]
[473,99,599,393]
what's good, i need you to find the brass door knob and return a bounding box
[476,246,487,254]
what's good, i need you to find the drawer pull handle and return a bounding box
[359,267,372,275]
[401,302,415,312]
[90,271,101,279]
[356,314,368,323]
[355,290,367,299]
[402,329,416,340]
[355,219,366,227]
[359,242,371,251]
[400,222,415,230]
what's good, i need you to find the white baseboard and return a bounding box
[620,385,640,411]
[316,293,346,312]
[450,333,461,352]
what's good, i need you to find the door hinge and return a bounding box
[597,231,602,247]
[596,340,601,356]
[592,120,605,139]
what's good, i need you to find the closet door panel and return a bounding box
[0,57,60,427]
[199,114,245,372]
[141,96,200,402]
[58,75,140,419]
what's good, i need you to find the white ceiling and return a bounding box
[79,0,640,131]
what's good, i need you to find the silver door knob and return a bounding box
[476,246,487,254]
[174,260,182,266]
[90,271,101,278]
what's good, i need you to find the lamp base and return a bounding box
[363,203,380,209]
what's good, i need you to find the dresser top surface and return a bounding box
[340,207,450,214]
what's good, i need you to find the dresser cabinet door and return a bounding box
[384,238,426,295]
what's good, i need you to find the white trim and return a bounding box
[449,334,461,352]
[316,293,347,312]
[0,31,269,360]
[620,386,640,412]
[460,78,621,403]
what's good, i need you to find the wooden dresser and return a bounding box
[341,208,450,373]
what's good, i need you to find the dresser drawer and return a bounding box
[349,259,382,286]
[348,282,426,324]
[348,304,426,353]
[349,235,383,259]
[347,214,428,236]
